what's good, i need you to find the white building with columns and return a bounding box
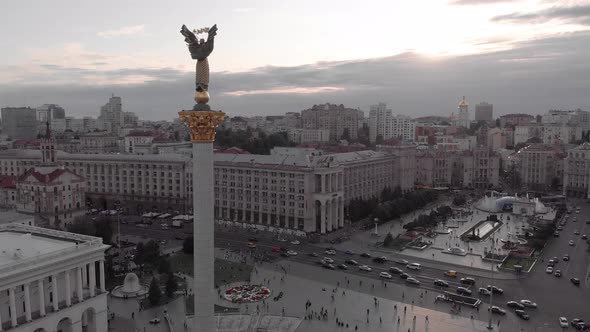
[0,223,109,332]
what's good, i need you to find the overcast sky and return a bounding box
[1,0,590,120]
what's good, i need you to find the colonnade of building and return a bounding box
[0,260,105,331]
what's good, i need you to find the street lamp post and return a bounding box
[487,234,495,330]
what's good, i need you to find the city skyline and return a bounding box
[1,0,590,119]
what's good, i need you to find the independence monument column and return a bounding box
[179,23,225,332]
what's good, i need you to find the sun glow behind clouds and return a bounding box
[224,86,344,96]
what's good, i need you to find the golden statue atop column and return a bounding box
[179,23,225,143]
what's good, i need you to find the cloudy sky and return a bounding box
[1,0,590,120]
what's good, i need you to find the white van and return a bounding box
[407,263,421,270]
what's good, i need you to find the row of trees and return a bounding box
[402,205,453,231]
[348,189,439,223]
[68,216,114,245]
[214,128,295,154]
[148,274,177,306]
[133,240,178,306]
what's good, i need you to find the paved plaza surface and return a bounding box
[112,196,590,331]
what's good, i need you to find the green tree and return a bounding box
[452,196,467,206]
[383,233,394,247]
[340,128,350,141]
[134,242,145,266]
[165,273,177,298]
[158,258,172,275]
[148,277,161,306]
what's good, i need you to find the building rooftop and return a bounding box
[0,223,108,277]
[0,211,33,225]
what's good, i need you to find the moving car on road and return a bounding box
[569,240,575,246]
[325,249,336,255]
[389,267,403,274]
[323,263,336,270]
[399,273,410,279]
[460,277,476,285]
[394,258,408,265]
[373,256,387,264]
[337,264,348,270]
[457,287,472,295]
[290,240,300,245]
[554,270,562,277]
[444,270,457,277]
[359,265,372,272]
[546,266,554,274]
[309,252,319,257]
[406,263,421,270]
[360,252,371,258]
[563,254,570,261]
[434,279,449,287]
[286,250,297,256]
[574,230,581,235]
[571,277,581,286]
[345,259,358,265]
[345,250,355,255]
[571,319,586,330]
[406,277,420,285]
[379,272,393,279]
[322,257,334,264]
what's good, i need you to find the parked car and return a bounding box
[460,277,476,285]
[506,301,525,310]
[457,287,472,295]
[520,300,537,308]
[406,277,420,285]
[389,267,403,274]
[559,317,569,328]
[486,285,504,294]
[478,288,491,296]
[434,279,449,287]
[488,306,506,315]
[515,310,530,320]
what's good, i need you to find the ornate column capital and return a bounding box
[179,110,225,143]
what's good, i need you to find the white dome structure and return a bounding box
[111,272,148,298]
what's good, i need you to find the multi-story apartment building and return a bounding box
[98,95,123,134]
[475,102,493,122]
[368,103,415,143]
[499,114,535,128]
[1,107,37,140]
[301,103,363,141]
[462,148,500,189]
[517,144,566,191]
[542,123,583,144]
[0,223,109,332]
[376,145,416,193]
[563,143,590,198]
[287,129,330,144]
[0,147,413,233]
[79,134,119,154]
